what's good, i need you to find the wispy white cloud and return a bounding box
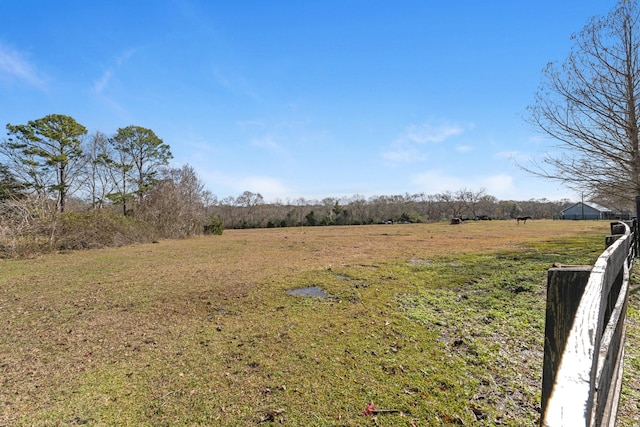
[495,150,537,164]
[92,69,113,94]
[382,146,426,163]
[251,135,282,151]
[382,120,472,164]
[411,170,516,199]
[212,67,260,100]
[237,119,266,128]
[479,172,572,201]
[249,134,296,164]
[239,175,291,199]
[92,48,135,95]
[404,121,468,144]
[191,165,292,202]
[479,173,515,198]
[455,145,474,153]
[213,67,232,91]
[0,42,47,90]
[411,170,467,193]
[116,49,135,66]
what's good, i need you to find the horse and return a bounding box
[516,215,532,224]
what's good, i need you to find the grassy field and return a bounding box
[0,220,639,426]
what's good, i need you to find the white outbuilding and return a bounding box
[560,201,613,220]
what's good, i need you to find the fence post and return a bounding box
[541,265,593,420]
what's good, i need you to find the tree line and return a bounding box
[210,189,575,229]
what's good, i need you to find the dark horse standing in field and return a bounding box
[516,215,532,224]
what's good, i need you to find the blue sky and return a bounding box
[0,1,616,203]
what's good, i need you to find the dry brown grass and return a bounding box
[1,219,635,426]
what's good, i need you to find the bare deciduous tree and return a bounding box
[235,191,264,227]
[456,187,487,219]
[436,191,467,219]
[139,165,208,237]
[84,131,115,209]
[527,0,640,205]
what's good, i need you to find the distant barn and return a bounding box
[561,201,614,220]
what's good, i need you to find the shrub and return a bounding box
[53,209,158,250]
[203,215,224,235]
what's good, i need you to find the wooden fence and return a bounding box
[541,220,636,426]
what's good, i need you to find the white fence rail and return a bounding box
[541,221,635,427]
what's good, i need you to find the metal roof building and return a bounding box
[560,201,613,220]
